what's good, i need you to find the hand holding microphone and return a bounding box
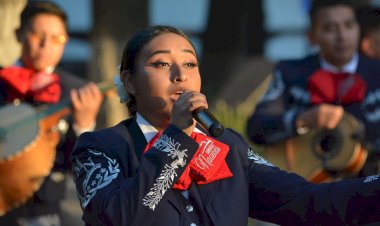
[172,90,224,137]
[193,108,224,137]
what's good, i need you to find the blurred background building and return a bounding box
[3,0,378,110]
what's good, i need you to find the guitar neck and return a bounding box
[36,80,115,120]
[0,81,115,136]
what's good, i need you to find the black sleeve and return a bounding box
[244,144,380,225]
[53,68,92,171]
[71,125,199,226]
[246,65,304,145]
[0,78,9,106]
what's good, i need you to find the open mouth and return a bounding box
[170,90,184,101]
[174,90,184,95]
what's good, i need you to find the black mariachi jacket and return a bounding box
[71,118,380,226]
[247,54,380,152]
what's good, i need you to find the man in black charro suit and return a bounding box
[0,1,103,225]
[247,0,380,180]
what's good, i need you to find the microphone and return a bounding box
[193,108,224,137]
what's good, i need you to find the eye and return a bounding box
[183,62,198,68]
[345,20,357,29]
[151,61,170,67]
[322,24,336,32]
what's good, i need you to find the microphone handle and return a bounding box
[193,108,224,137]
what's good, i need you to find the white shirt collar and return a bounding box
[136,113,159,143]
[319,53,358,74]
[135,112,203,142]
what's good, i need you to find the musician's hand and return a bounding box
[70,82,103,129]
[171,91,208,136]
[296,104,344,130]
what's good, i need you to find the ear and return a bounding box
[360,38,375,58]
[121,70,136,95]
[15,28,24,43]
[307,30,316,45]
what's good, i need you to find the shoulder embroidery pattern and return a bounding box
[363,174,379,183]
[142,134,188,211]
[73,149,120,208]
[247,148,274,167]
[362,90,380,123]
[260,70,285,102]
[289,86,310,104]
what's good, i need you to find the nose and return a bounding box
[171,64,187,83]
[337,24,353,43]
[337,27,345,41]
[37,34,48,48]
[39,38,47,48]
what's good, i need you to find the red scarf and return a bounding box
[0,66,61,104]
[143,130,233,190]
[308,69,367,105]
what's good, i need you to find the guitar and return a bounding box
[262,112,368,183]
[0,81,115,216]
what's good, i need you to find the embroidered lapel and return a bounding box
[126,119,185,211]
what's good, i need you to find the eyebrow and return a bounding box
[146,49,196,59]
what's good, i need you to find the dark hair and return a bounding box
[309,0,355,28]
[120,25,196,116]
[20,1,68,32]
[356,5,380,39]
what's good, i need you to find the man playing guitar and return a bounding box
[0,1,103,225]
[247,0,380,181]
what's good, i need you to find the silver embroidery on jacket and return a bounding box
[289,86,310,104]
[73,149,120,208]
[260,70,285,102]
[363,174,379,183]
[247,148,274,167]
[142,134,188,211]
[362,89,380,123]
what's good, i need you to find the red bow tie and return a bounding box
[144,130,233,190]
[308,69,367,105]
[0,66,61,104]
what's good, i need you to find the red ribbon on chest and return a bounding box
[308,69,367,105]
[143,131,233,190]
[0,66,61,104]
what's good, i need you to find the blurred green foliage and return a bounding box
[210,99,263,154]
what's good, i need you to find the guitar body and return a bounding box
[263,113,368,183]
[0,81,114,216]
[0,103,69,216]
